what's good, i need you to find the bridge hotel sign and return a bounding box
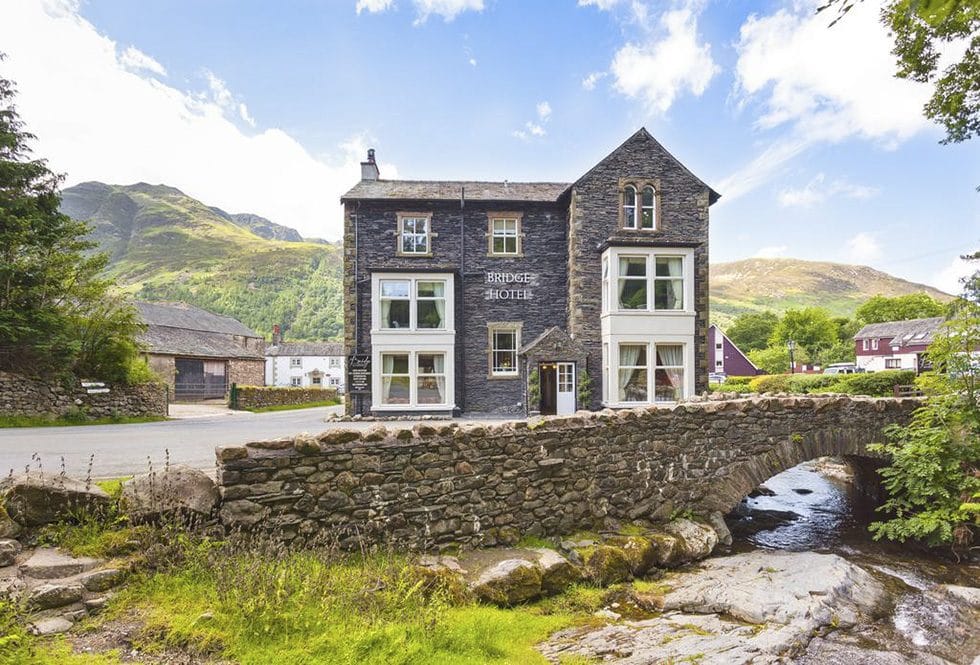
[485,271,535,301]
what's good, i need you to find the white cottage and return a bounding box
[265,342,345,391]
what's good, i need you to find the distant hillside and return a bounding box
[60,182,342,341]
[710,258,953,329]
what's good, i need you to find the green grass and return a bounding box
[0,415,166,428]
[96,546,580,665]
[240,399,341,413]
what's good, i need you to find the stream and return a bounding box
[727,459,980,664]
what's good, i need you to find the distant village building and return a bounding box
[708,324,761,377]
[853,316,944,373]
[265,341,345,390]
[137,302,265,401]
[341,129,717,416]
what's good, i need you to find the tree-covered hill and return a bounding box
[60,182,342,341]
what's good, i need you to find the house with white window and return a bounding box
[341,130,718,416]
[265,342,345,391]
[854,317,944,373]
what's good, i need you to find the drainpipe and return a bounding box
[459,186,465,415]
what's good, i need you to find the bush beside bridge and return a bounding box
[709,370,917,397]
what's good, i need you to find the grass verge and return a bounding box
[240,399,341,413]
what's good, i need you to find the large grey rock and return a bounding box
[530,548,581,594]
[0,505,20,539]
[943,584,980,608]
[0,473,110,526]
[470,559,543,606]
[28,582,84,609]
[18,548,100,579]
[705,511,732,548]
[539,551,890,665]
[0,538,22,567]
[121,465,219,522]
[663,518,719,562]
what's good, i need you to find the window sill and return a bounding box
[372,328,456,334]
[487,253,525,259]
[603,400,680,409]
[372,403,454,411]
[395,252,434,258]
[601,310,695,317]
[487,373,520,380]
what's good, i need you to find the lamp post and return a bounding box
[787,339,796,374]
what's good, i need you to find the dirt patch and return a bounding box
[61,611,232,664]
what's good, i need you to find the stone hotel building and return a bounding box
[342,129,718,416]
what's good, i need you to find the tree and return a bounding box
[868,252,980,550]
[855,293,947,324]
[725,311,780,353]
[747,345,812,375]
[768,307,838,360]
[819,0,980,144]
[0,62,145,382]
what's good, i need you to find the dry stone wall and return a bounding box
[0,372,167,420]
[216,395,919,550]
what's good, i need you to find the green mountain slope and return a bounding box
[60,182,342,341]
[710,257,953,329]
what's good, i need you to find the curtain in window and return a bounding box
[655,345,684,402]
[657,344,682,367]
[417,354,445,404]
[618,344,645,402]
[382,354,395,403]
[381,299,391,327]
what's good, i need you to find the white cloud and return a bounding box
[468,57,477,66]
[715,136,812,203]
[578,0,621,9]
[581,71,607,91]
[119,46,166,77]
[755,245,788,258]
[513,102,552,141]
[238,103,256,128]
[608,1,719,114]
[355,0,394,14]
[778,173,878,207]
[0,0,383,240]
[844,232,882,264]
[933,254,976,296]
[536,101,551,121]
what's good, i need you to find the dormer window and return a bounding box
[621,181,658,230]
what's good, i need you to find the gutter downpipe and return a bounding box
[459,186,465,415]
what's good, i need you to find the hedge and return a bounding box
[745,370,918,397]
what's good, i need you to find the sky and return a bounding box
[1,0,978,294]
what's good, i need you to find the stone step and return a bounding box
[29,616,74,636]
[18,548,101,579]
[28,582,84,610]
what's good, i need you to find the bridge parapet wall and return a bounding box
[216,395,920,550]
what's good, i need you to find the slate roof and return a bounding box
[341,180,571,203]
[140,326,264,360]
[267,342,344,357]
[137,301,264,359]
[854,317,945,348]
[137,302,261,337]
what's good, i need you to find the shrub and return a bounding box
[748,374,792,393]
[707,382,754,394]
[835,370,917,396]
[786,374,839,393]
[723,376,755,386]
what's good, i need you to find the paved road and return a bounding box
[0,406,365,478]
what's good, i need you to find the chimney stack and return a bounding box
[361,148,379,181]
[272,324,282,345]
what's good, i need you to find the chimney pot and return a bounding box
[361,148,380,181]
[367,148,375,164]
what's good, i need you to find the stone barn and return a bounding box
[137,302,265,401]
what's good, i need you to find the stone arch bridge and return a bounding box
[217,395,920,549]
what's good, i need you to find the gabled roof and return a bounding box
[137,302,261,338]
[574,128,721,205]
[709,324,759,371]
[519,326,587,358]
[341,180,570,203]
[267,342,344,357]
[854,317,945,347]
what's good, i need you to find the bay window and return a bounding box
[380,351,448,407]
[416,281,446,329]
[378,277,448,330]
[618,344,648,402]
[417,354,447,404]
[381,353,410,405]
[380,280,411,329]
[618,257,647,310]
[654,344,684,402]
[653,257,683,310]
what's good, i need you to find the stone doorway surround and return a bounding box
[520,327,588,416]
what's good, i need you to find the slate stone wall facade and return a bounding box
[217,395,918,550]
[0,371,167,419]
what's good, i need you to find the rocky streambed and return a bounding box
[538,460,980,664]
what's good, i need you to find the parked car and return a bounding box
[823,363,862,375]
[708,372,727,384]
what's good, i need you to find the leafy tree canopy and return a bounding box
[819,0,980,143]
[768,307,839,359]
[0,62,146,383]
[855,293,947,324]
[724,311,780,353]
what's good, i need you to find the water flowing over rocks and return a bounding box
[538,551,890,664]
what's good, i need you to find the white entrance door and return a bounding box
[556,362,576,415]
